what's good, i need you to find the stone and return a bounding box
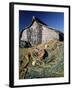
[32,48,48,60]
[19,40,32,48]
[20,16,64,46]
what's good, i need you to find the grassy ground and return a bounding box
[19,40,64,79]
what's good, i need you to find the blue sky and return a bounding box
[19,10,64,32]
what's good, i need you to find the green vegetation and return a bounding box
[19,40,64,79]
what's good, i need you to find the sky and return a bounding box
[19,10,64,32]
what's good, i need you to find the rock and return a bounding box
[20,16,64,46]
[32,60,36,66]
[44,44,48,49]
[32,48,48,60]
[19,40,32,48]
[38,49,45,60]
[38,49,48,60]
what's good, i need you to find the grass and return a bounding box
[19,40,64,79]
